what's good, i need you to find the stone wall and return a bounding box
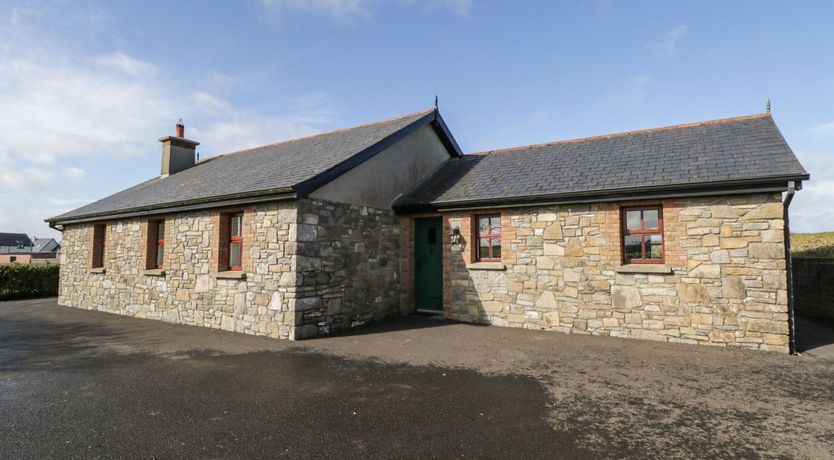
[59,202,299,339]
[793,258,834,323]
[293,198,401,338]
[431,193,789,352]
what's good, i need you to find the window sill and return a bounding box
[615,264,672,274]
[141,269,166,277]
[214,271,246,280]
[466,262,506,271]
[89,267,106,274]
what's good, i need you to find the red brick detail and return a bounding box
[598,199,687,268]
[399,217,414,314]
[211,208,255,273]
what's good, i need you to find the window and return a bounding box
[91,224,106,268]
[156,221,165,268]
[476,215,502,261]
[146,220,165,269]
[621,206,663,264]
[228,213,243,271]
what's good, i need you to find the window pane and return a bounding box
[478,218,490,235]
[624,236,642,259]
[231,215,242,237]
[157,221,165,239]
[478,238,490,259]
[156,244,164,267]
[626,210,641,231]
[647,234,663,259]
[644,210,659,229]
[490,217,501,234]
[229,242,242,269]
[491,238,501,259]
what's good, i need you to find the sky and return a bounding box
[1,0,832,240]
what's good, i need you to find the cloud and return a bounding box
[0,49,175,164]
[609,75,652,105]
[809,121,834,138]
[0,3,336,239]
[647,25,688,57]
[93,53,158,77]
[0,167,54,192]
[790,151,834,233]
[62,167,87,180]
[260,0,471,24]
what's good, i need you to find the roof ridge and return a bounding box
[195,107,435,164]
[470,113,772,156]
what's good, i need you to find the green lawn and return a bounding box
[792,232,834,258]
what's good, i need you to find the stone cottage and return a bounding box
[47,109,809,352]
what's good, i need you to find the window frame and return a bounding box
[91,223,106,268]
[475,214,502,262]
[154,220,165,269]
[620,206,665,264]
[228,213,244,271]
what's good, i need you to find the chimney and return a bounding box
[160,119,199,177]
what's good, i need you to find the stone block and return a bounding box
[748,243,784,260]
[612,285,642,309]
[709,250,731,264]
[676,283,710,303]
[565,239,584,257]
[543,243,564,256]
[721,238,749,249]
[741,203,782,220]
[537,256,555,270]
[689,264,720,279]
[702,234,719,247]
[721,276,746,299]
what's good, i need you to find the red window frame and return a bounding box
[476,214,502,262]
[621,206,664,264]
[228,213,243,271]
[155,220,165,269]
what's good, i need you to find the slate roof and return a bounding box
[49,108,450,224]
[0,233,33,247]
[395,114,809,211]
[33,238,60,253]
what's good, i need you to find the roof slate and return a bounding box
[396,114,808,210]
[0,233,33,247]
[49,108,436,223]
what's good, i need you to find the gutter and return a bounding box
[47,190,297,227]
[395,177,804,214]
[783,181,797,354]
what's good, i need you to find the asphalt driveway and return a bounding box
[1,299,833,459]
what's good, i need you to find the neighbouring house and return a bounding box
[33,237,61,255]
[0,233,34,253]
[0,233,60,264]
[46,109,809,353]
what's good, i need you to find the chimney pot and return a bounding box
[176,118,185,138]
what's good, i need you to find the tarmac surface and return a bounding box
[1,298,833,459]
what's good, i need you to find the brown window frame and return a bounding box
[475,214,502,262]
[91,224,106,268]
[228,213,244,271]
[621,206,665,264]
[146,220,165,269]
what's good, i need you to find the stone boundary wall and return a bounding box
[58,202,298,338]
[294,198,401,338]
[434,193,789,352]
[793,258,834,323]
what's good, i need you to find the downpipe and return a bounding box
[783,181,797,354]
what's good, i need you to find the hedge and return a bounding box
[0,264,60,300]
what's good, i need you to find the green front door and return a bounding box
[414,218,443,311]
